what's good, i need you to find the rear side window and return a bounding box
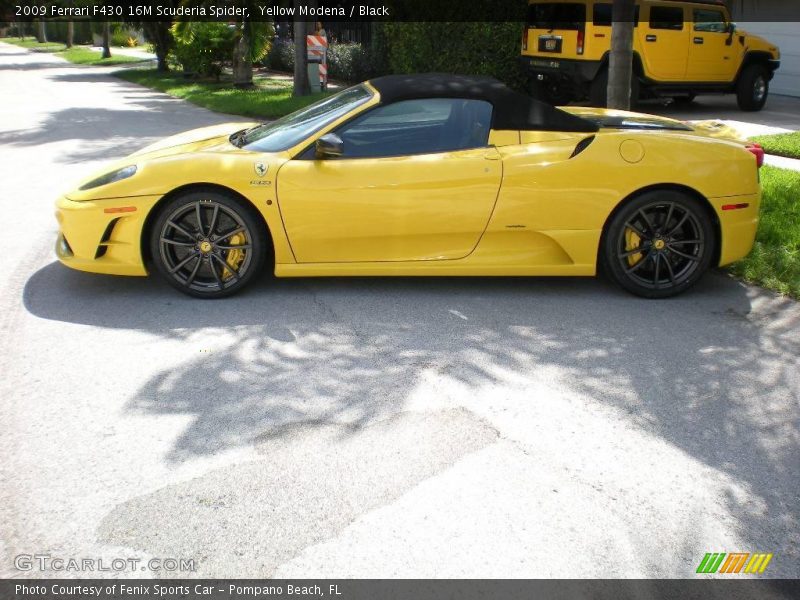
[694,9,727,33]
[593,3,640,27]
[649,6,684,30]
[528,2,587,30]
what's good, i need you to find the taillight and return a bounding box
[746,143,765,168]
[522,25,529,51]
[577,28,585,55]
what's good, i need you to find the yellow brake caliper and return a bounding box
[221,232,246,280]
[625,228,643,267]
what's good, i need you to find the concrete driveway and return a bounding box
[646,93,800,134]
[1,43,799,579]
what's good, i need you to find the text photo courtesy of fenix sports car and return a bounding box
[54,74,765,299]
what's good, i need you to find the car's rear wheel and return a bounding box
[149,190,267,298]
[736,64,769,111]
[602,191,716,298]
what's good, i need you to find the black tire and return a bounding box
[589,69,609,107]
[590,69,639,108]
[528,78,573,105]
[602,191,716,299]
[673,93,696,105]
[149,189,268,298]
[736,64,769,111]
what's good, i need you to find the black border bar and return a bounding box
[3,0,800,23]
[2,579,800,600]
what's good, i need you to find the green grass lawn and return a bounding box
[728,167,800,298]
[3,37,147,65]
[58,46,147,66]
[750,131,800,161]
[115,69,330,120]
[3,36,65,52]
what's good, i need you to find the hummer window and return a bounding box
[593,3,640,27]
[693,9,727,33]
[649,6,684,31]
[527,2,586,30]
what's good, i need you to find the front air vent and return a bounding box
[95,218,120,259]
[570,135,595,159]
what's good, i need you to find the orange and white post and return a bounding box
[306,34,328,90]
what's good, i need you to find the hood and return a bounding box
[130,122,258,159]
[736,29,781,59]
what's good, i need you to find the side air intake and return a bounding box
[570,136,596,159]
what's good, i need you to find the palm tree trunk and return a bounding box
[65,0,74,48]
[36,18,47,43]
[607,0,635,109]
[293,13,310,97]
[233,22,254,88]
[102,22,111,59]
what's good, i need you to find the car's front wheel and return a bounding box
[149,189,267,298]
[602,192,716,299]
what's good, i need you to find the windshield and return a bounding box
[240,84,373,152]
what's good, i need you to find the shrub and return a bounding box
[383,22,527,91]
[264,36,388,83]
[264,38,294,72]
[171,22,235,79]
[110,28,129,47]
[327,42,385,83]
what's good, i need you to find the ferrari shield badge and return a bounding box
[254,162,268,177]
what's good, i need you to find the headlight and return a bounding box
[79,165,137,191]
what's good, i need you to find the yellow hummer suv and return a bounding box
[521,0,781,111]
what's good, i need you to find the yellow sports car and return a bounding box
[55,74,763,299]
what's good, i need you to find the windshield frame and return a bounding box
[239,83,376,155]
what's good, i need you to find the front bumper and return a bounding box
[55,195,162,276]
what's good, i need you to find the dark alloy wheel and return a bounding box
[150,190,267,298]
[602,192,716,298]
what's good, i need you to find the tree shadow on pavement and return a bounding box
[23,262,800,574]
[0,99,231,163]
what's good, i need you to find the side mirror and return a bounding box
[315,133,344,159]
[726,22,736,45]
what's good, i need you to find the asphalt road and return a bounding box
[1,43,799,579]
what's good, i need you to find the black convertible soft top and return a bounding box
[368,73,599,134]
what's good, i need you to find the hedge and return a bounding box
[264,38,387,84]
[382,22,527,91]
[263,22,528,91]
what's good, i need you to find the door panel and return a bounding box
[687,8,739,81]
[638,4,689,81]
[276,148,502,263]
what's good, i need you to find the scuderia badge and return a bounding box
[251,162,270,186]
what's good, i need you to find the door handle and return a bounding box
[483,151,501,161]
[694,37,704,44]
[646,34,657,42]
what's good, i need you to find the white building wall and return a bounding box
[729,1,800,97]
